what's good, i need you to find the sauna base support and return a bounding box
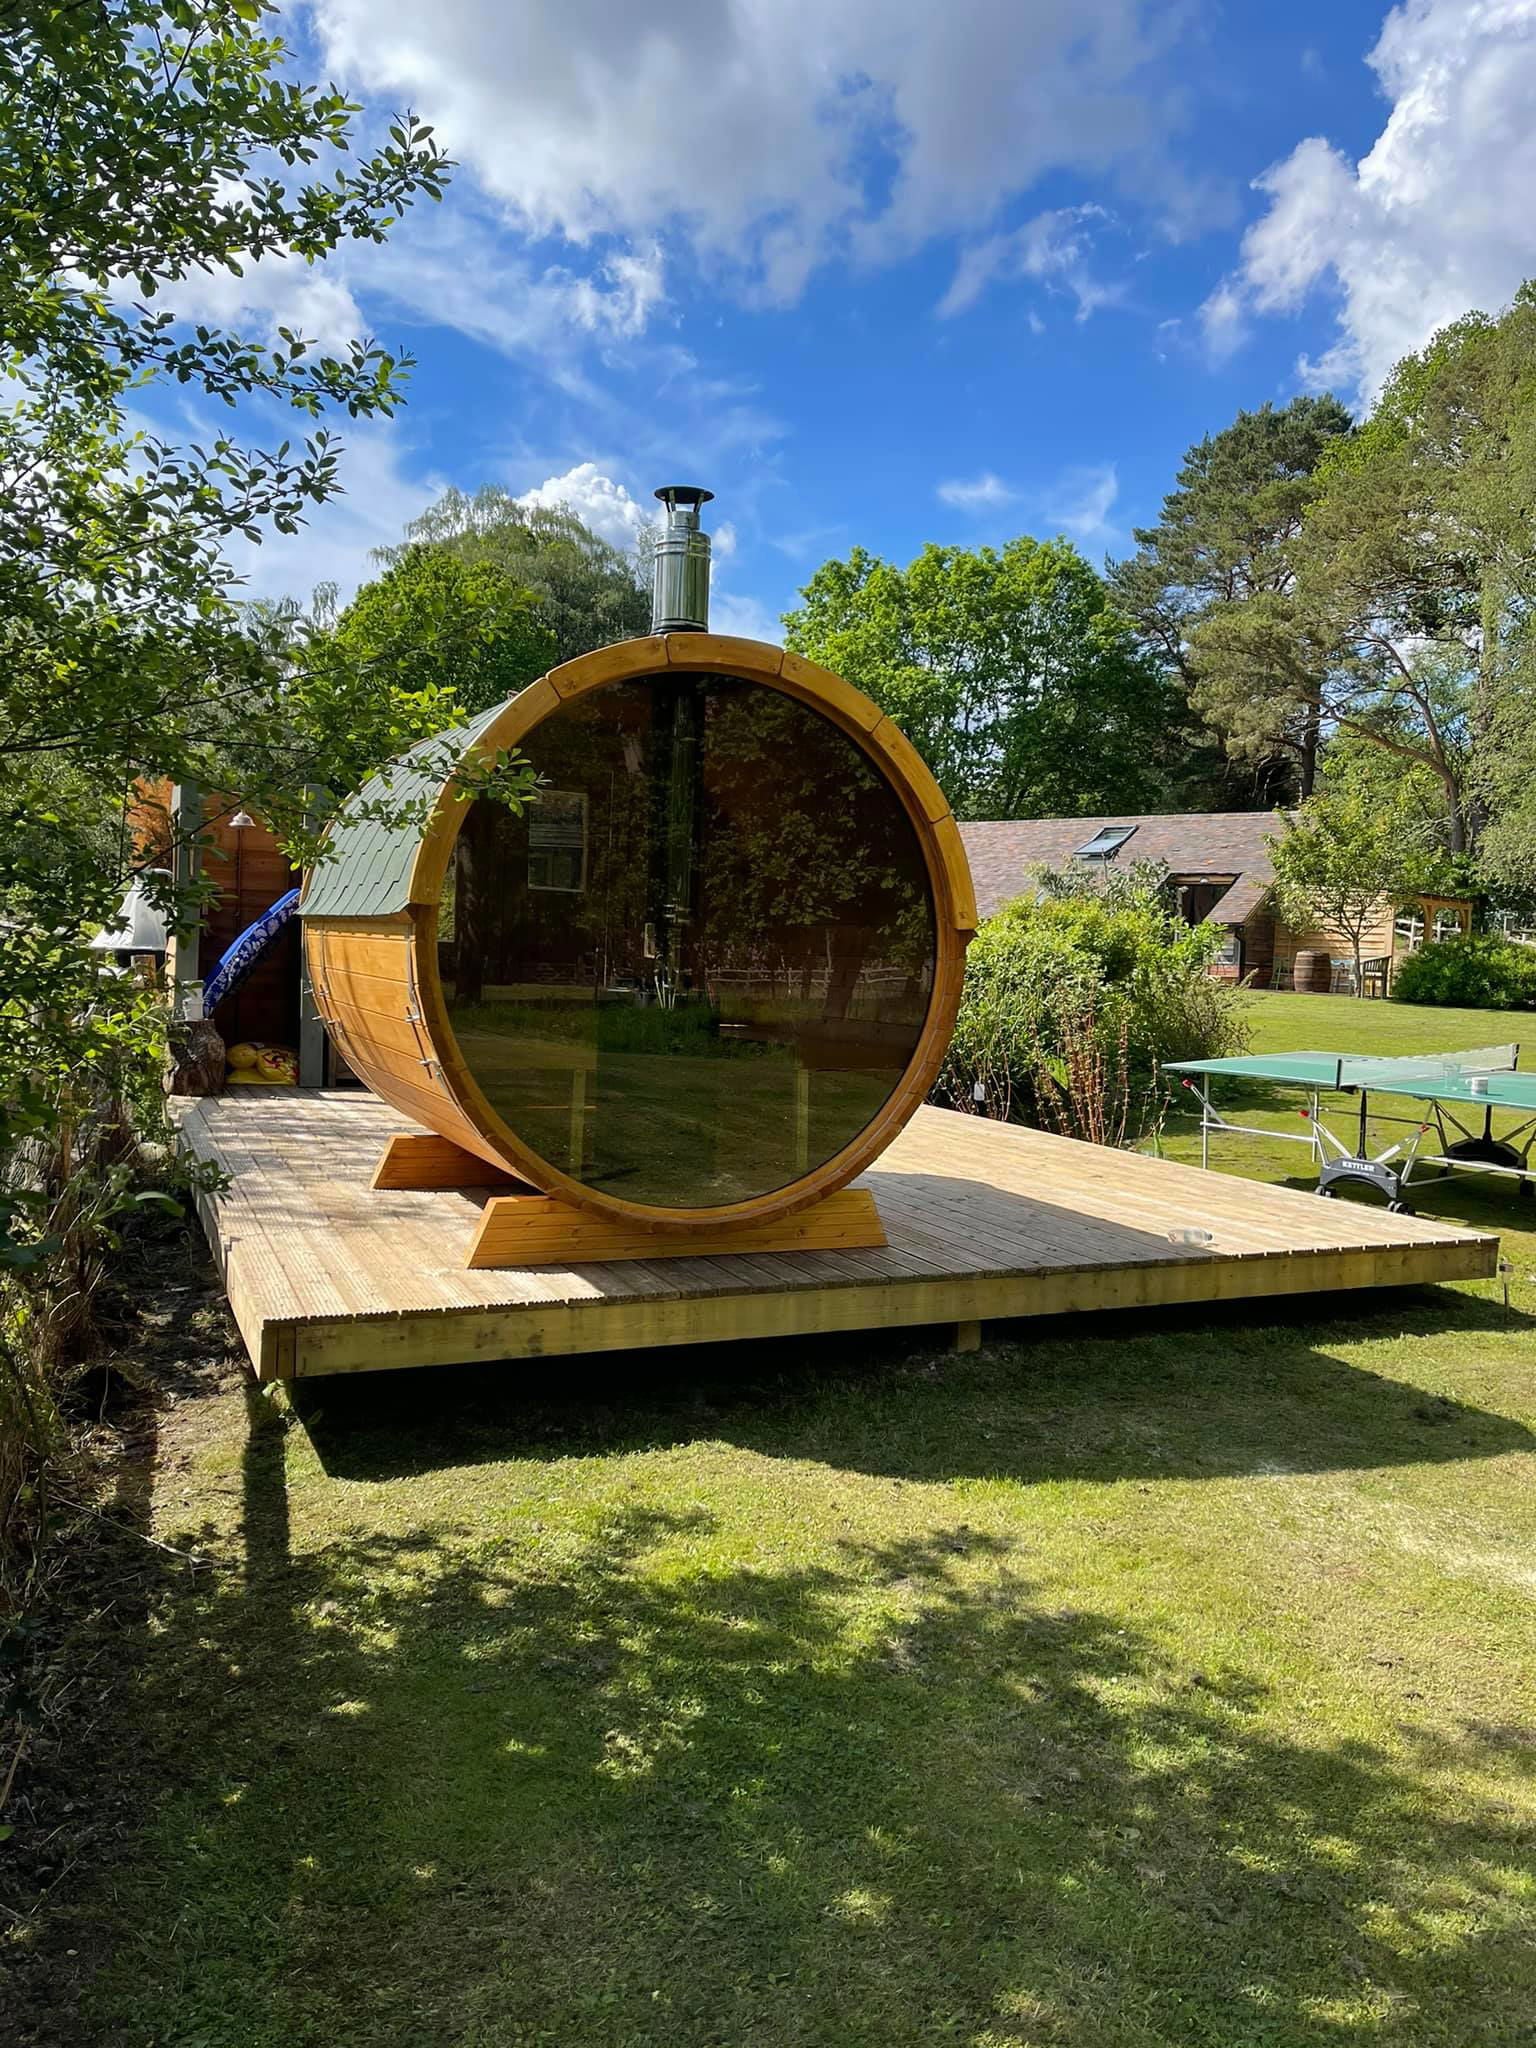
[466,1186,888,1270]
[372,1129,889,1269]
[371,1130,538,1194]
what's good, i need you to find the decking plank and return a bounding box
[168,1091,1498,1380]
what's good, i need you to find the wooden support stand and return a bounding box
[371,1130,538,1194]
[371,1130,889,1270]
[465,1184,887,1271]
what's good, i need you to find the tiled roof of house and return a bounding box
[958,812,1288,925]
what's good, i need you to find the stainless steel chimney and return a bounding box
[650,485,714,633]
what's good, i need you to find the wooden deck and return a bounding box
[172,1091,1499,1381]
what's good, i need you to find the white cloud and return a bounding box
[305,0,1187,304]
[514,462,647,548]
[1198,278,1249,364]
[349,208,665,373]
[709,588,781,642]
[140,176,368,351]
[151,189,667,394]
[560,243,667,339]
[1043,462,1119,539]
[937,461,1119,540]
[157,255,366,354]
[937,472,1018,511]
[938,205,1123,321]
[1210,0,1536,401]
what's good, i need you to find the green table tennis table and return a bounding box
[1166,1043,1536,1209]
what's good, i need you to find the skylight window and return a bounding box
[1075,824,1137,860]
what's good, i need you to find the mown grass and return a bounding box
[1245,989,1531,1061]
[49,993,1536,2046]
[1155,991,1536,1257]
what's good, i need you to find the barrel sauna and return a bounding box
[301,495,975,1260]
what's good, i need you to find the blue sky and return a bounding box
[179,0,1536,635]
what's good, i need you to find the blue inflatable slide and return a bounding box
[203,886,301,1012]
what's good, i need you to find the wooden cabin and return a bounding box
[133,782,315,1067]
[959,813,1475,994]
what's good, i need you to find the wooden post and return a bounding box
[166,780,201,1010]
[372,1131,533,1192]
[952,1319,982,1354]
[298,786,328,1089]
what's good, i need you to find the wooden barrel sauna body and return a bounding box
[301,635,977,1233]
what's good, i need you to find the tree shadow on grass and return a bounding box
[82,1398,1536,2048]
[295,1284,1536,1491]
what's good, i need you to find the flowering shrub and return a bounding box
[932,863,1248,1142]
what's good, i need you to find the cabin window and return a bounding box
[526,790,587,893]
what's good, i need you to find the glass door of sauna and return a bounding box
[440,672,937,1210]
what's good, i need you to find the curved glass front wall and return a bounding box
[439,672,937,1210]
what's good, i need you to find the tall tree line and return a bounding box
[275,286,1536,879]
[1115,288,1536,883]
[1108,395,1354,805]
[781,285,1535,895]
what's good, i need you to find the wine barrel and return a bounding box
[1292,947,1333,993]
[301,634,977,1232]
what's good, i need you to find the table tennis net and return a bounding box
[1333,1043,1520,1090]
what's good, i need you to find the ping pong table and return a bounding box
[1166,1043,1536,1210]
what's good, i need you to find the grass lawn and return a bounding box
[1242,990,1530,1062]
[34,993,1536,2047]
[1154,992,1536,1260]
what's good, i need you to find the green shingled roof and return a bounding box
[299,699,505,921]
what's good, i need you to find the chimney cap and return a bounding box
[649,483,713,632]
[654,485,714,512]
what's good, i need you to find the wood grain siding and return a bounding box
[1241,910,1277,988]
[304,915,508,1171]
[1279,903,1399,963]
[303,635,977,1233]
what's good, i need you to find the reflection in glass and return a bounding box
[439,673,936,1209]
